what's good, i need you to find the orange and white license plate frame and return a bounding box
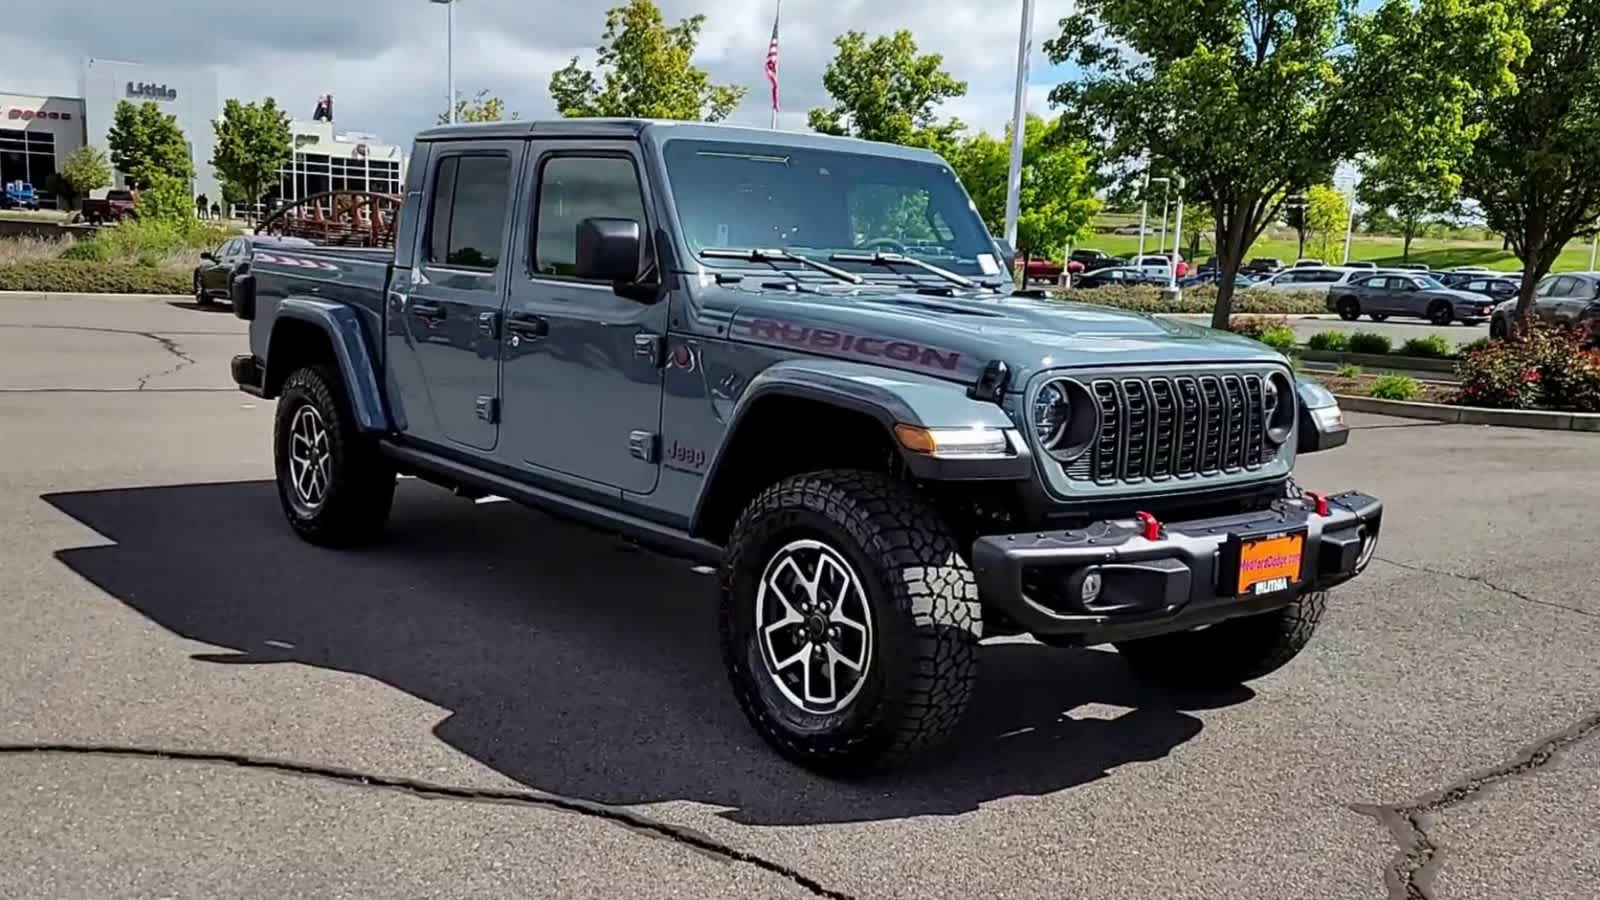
[1226,530,1307,597]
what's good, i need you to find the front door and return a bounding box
[384,144,518,451]
[498,145,665,496]
[201,239,238,296]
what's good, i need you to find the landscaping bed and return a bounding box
[0,218,235,296]
[0,259,190,295]
[1052,285,1328,315]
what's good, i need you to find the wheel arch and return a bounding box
[688,361,1025,544]
[264,299,390,432]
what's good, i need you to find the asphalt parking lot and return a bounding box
[2,293,1597,900]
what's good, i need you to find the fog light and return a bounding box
[1081,571,1103,605]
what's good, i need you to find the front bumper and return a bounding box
[971,491,1382,642]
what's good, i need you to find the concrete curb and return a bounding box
[1300,349,1458,373]
[0,291,187,302]
[1336,394,1600,432]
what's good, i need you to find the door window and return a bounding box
[427,155,512,271]
[534,155,647,279]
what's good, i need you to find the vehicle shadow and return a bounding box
[164,300,234,314]
[43,480,1246,827]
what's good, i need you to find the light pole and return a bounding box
[1169,176,1186,291]
[1002,0,1036,248]
[1158,180,1171,258]
[1138,175,1169,262]
[430,0,459,124]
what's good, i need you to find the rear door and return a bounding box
[1556,277,1596,325]
[384,141,518,451]
[497,142,666,497]
[1536,276,1573,324]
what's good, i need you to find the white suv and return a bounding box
[1249,266,1366,296]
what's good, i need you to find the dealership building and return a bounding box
[1,58,403,210]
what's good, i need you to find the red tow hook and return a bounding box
[1304,490,1330,517]
[1134,510,1162,541]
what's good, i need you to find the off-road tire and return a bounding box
[274,365,395,547]
[720,469,982,776]
[1337,297,1361,321]
[1115,591,1327,688]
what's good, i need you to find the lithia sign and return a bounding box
[126,82,178,101]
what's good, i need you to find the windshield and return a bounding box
[662,139,1002,280]
[1415,276,1446,289]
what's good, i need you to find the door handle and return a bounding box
[410,301,446,320]
[506,315,549,338]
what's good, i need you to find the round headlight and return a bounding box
[1264,377,1280,417]
[1033,382,1070,447]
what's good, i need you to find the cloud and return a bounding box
[0,0,1070,147]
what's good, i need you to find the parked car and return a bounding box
[81,189,137,224]
[1242,257,1286,276]
[194,234,314,306]
[1111,223,1151,235]
[1130,253,1187,279]
[228,119,1379,775]
[1345,261,1377,270]
[2,180,40,210]
[1021,257,1065,285]
[1074,265,1170,288]
[1393,262,1431,272]
[1292,258,1324,268]
[1447,275,1520,301]
[1249,266,1365,298]
[1069,248,1124,273]
[1489,273,1600,342]
[1328,272,1497,325]
[1180,271,1257,289]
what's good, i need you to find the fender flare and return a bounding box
[688,359,1029,536]
[267,298,391,432]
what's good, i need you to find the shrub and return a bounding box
[1347,331,1392,354]
[1455,326,1600,411]
[1457,336,1493,356]
[0,259,190,295]
[1336,363,1362,377]
[1056,284,1326,315]
[134,173,196,225]
[1259,325,1297,352]
[1399,334,1454,358]
[1307,330,1349,351]
[1229,315,1291,339]
[1368,374,1422,401]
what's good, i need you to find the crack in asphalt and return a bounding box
[1375,556,1596,619]
[0,324,204,391]
[1354,709,1600,900]
[0,742,855,900]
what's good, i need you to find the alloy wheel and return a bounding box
[287,405,332,511]
[754,539,874,715]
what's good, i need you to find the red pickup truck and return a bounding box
[80,190,137,224]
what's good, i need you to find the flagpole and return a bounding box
[768,0,781,130]
[1003,0,1036,247]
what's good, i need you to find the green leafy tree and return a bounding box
[133,173,195,225]
[1357,155,1460,261]
[1461,0,1600,329]
[1046,0,1524,329]
[808,30,967,151]
[439,89,517,125]
[1305,184,1348,262]
[952,115,1100,264]
[106,100,193,189]
[211,98,292,211]
[1182,201,1215,261]
[549,0,745,121]
[55,146,112,209]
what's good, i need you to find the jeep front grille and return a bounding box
[1062,373,1271,485]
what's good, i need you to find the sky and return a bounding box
[0,0,1071,148]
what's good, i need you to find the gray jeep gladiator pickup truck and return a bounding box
[230,119,1379,775]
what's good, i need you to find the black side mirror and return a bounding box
[575,217,644,284]
[201,252,215,262]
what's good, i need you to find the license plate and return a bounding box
[1235,533,1305,596]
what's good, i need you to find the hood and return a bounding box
[722,285,1286,387]
[1432,288,1497,305]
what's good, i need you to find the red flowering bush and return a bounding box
[1453,326,1600,412]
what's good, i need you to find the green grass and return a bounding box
[1081,229,1596,273]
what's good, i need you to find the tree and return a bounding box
[1461,0,1600,330]
[1357,155,1460,261]
[55,146,111,209]
[808,30,967,151]
[439,89,517,125]
[106,100,193,189]
[951,115,1100,264]
[549,0,745,121]
[211,98,292,212]
[133,173,195,225]
[1046,0,1524,329]
[1305,184,1348,262]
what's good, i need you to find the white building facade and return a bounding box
[0,92,87,207]
[81,58,222,202]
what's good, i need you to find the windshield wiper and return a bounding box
[700,247,863,285]
[828,251,983,290]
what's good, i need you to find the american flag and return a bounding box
[764,1,781,123]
